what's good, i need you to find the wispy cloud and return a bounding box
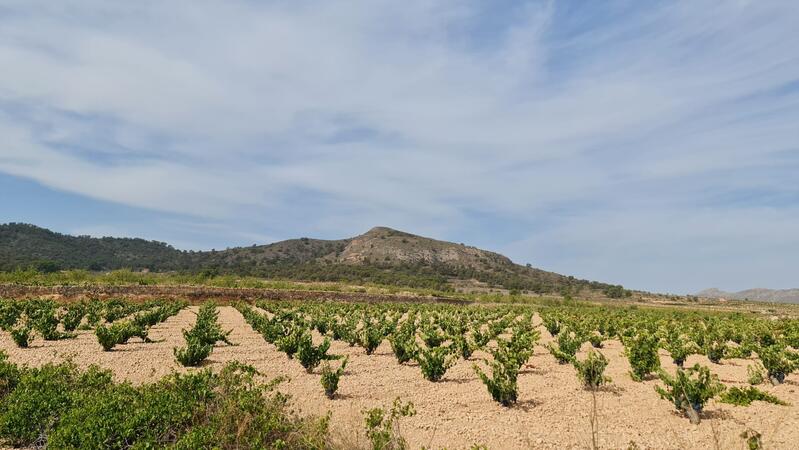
[0,0,797,293]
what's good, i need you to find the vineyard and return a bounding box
[0,296,798,449]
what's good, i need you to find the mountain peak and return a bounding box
[361,226,410,237]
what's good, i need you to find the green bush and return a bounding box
[61,304,86,332]
[473,349,520,406]
[95,324,119,351]
[415,346,455,382]
[184,303,233,347]
[10,326,32,348]
[360,323,384,355]
[704,335,727,364]
[174,337,213,367]
[0,362,113,446]
[662,335,696,368]
[719,386,788,406]
[388,332,417,364]
[574,350,611,389]
[95,321,151,351]
[758,344,796,385]
[654,364,724,424]
[588,334,604,349]
[542,316,561,336]
[0,301,21,331]
[0,352,21,398]
[320,357,348,399]
[624,333,661,381]
[297,334,336,373]
[364,398,415,450]
[546,330,582,364]
[746,362,765,385]
[0,360,329,450]
[277,327,304,358]
[452,334,475,359]
[420,325,445,348]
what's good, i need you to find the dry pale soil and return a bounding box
[1,306,798,449]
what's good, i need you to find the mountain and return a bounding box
[0,223,622,295]
[697,287,799,304]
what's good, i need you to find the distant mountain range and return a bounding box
[0,223,623,296]
[697,288,799,304]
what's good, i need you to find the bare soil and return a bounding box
[2,306,798,449]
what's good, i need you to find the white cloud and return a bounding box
[0,0,797,292]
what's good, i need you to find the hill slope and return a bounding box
[0,223,620,294]
[697,287,799,304]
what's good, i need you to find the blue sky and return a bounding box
[1,0,798,294]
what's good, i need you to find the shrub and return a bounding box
[758,344,796,385]
[0,352,21,398]
[420,325,445,348]
[624,333,661,381]
[0,301,21,331]
[471,328,491,348]
[741,429,762,450]
[61,304,85,332]
[174,337,213,367]
[33,313,72,341]
[10,326,32,348]
[546,330,581,364]
[39,361,327,450]
[542,316,561,336]
[360,323,384,355]
[363,398,415,450]
[0,362,113,446]
[574,350,611,390]
[473,347,520,406]
[388,332,417,364]
[95,324,119,351]
[320,357,348,399]
[452,334,475,359]
[184,303,233,347]
[719,386,788,406]
[588,334,603,349]
[662,335,696,368]
[276,327,304,358]
[415,346,455,382]
[747,363,766,385]
[297,334,336,373]
[654,364,724,424]
[704,336,727,364]
[96,321,151,351]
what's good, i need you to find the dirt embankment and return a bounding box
[0,284,470,305]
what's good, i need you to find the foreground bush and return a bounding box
[655,364,724,424]
[0,355,329,449]
[363,398,415,450]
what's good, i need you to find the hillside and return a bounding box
[697,287,799,304]
[0,223,621,295]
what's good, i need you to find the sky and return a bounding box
[1,0,798,294]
